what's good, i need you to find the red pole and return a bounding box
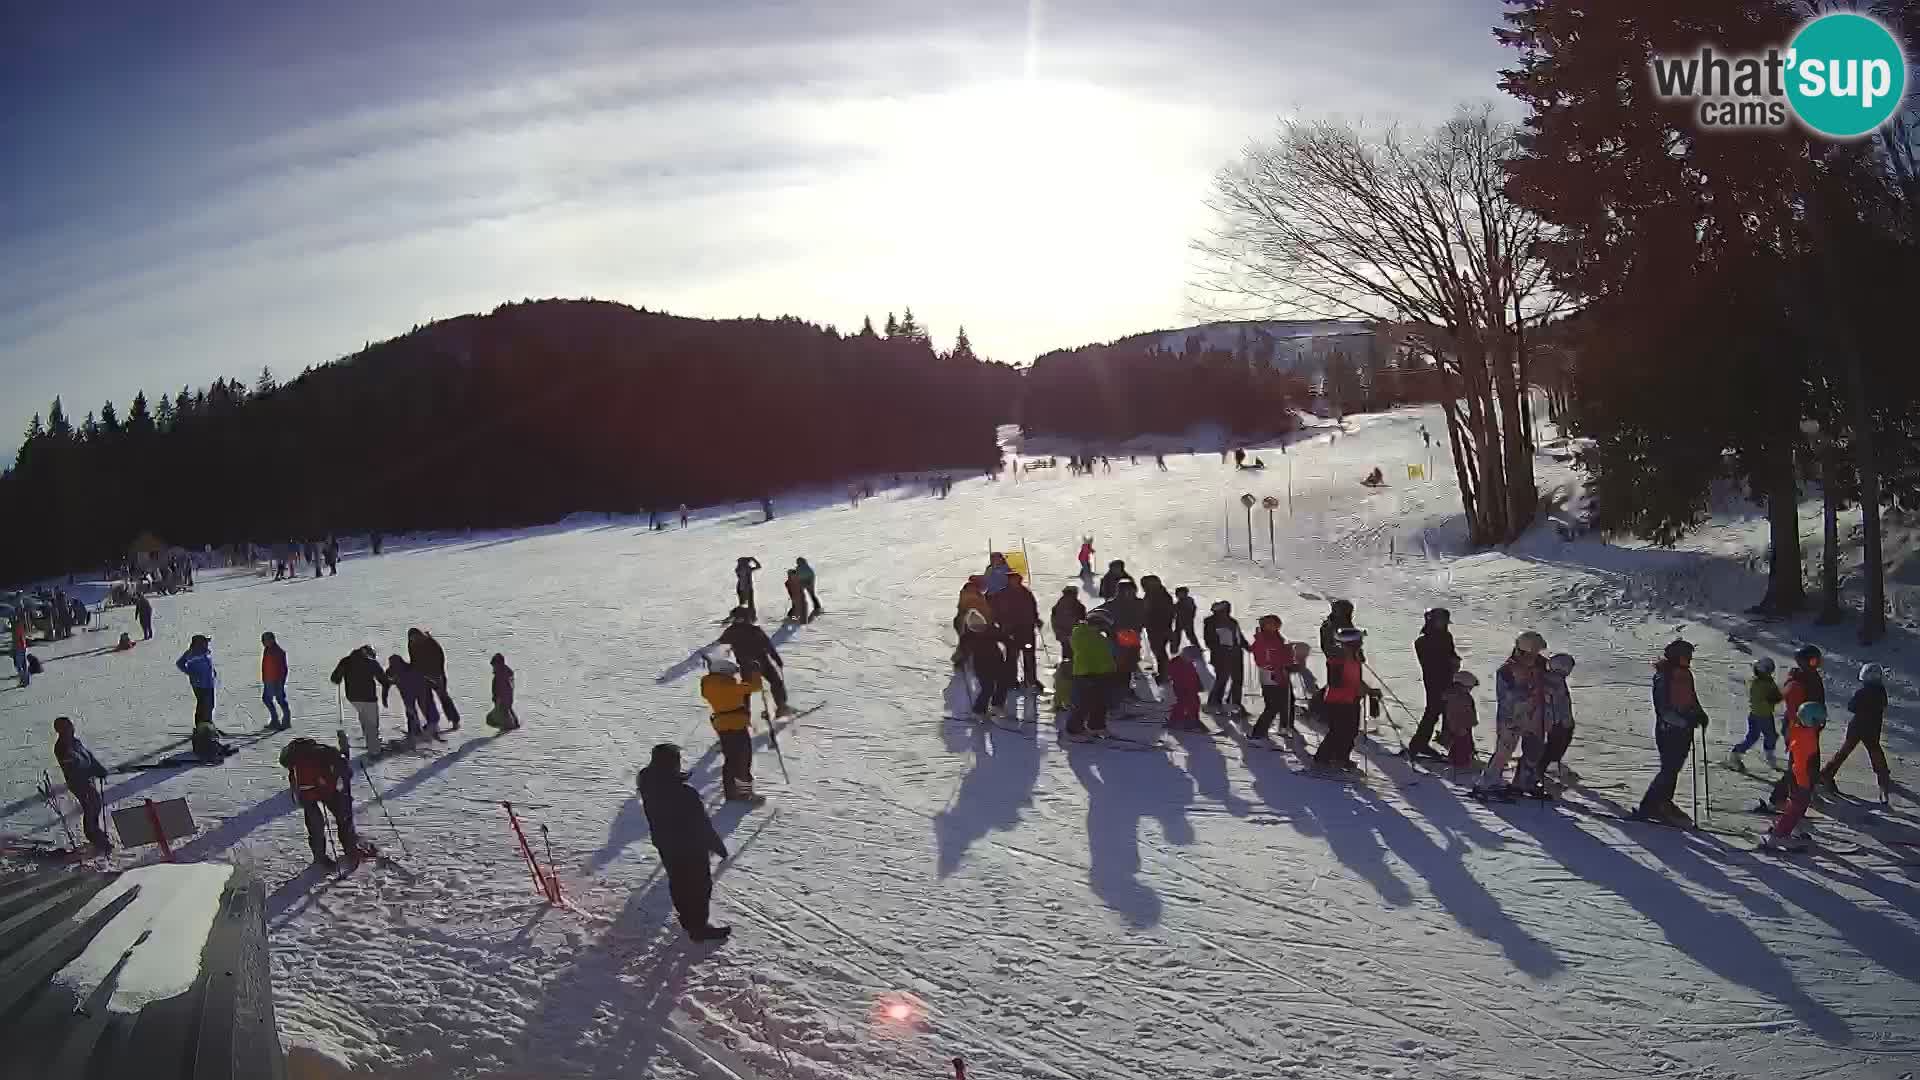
[144,799,173,863]
[502,802,549,898]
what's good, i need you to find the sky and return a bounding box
[0,0,1512,449]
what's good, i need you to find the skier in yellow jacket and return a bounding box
[700,655,764,801]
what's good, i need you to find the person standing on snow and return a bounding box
[406,628,462,730]
[982,552,1012,595]
[53,716,112,853]
[330,645,391,754]
[486,653,522,729]
[261,632,291,729]
[133,589,153,640]
[734,557,762,620]
[961,610,1013,717]
[1077,537,1095,577]
[716,608,793,716]
[1097,560,1133,601]
[1247,614,1293,740]
[1442,671,1480,771]
[1820,664,1892,804]
[1171,586,1199,650]
[1535,653,1577,786]
[639,743,732,942]
[1068,612,1117,736]
[700,655,763,801]
[1633,639,1708,824]
[1051,587,1086,663]
[1727,657,1783,772]
[783,569,809,623]
[1165,646,1211,733]
[1140,576,1176,682]
[281,736,370,866]
[1760,702,1827,852]
[793,558,823,620]
[1315,627,1379,772]
[992,572,1043,689]
[177,634,218,732]
[1098,580,1147,686]
[1318,599,1355,661]
[1472,632,1547,800]
[1765,646,1826,810]
[383,654,443,740]
[1406,607,1459,760]
[10,615,30,686]
[1203,601,1251,717]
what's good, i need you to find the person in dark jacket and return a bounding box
[384,654,443,739]
[133,589,153,639]
[960,610,1013,716]
[53,716,112,852]
[1097,560,1134,601]
[406,628,461,729]
[281,736,367,866]
[176,634,218,731]
[1050,588,1086,663]
[638,744,732,942]
[794,558,824,620]
[1171,586,1199,650]
[716,608,792,715]
[331,645,391,754]
[1141,576,1176,682]
[991,572,1043,688]
[1407,607,1459,759]
[1820,663,1892,803]
[1318,599,1355,660]
[734,557,761,620]
[1767,645,1826,809]
[1203,601,1252,715]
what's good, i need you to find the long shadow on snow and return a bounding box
[1493,808,1852,1042]
[1066,746,1195,929]
[585,725,772,873]
[934,715,1042,878]
[517,800,763,1077]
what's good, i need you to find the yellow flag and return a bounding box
[1004,550,1031,580]
[1407,464,1425,480]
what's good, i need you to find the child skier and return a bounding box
[1203,601,1251,717]
[1536,653,1577,785]
[1766,645,1825,809]
[700,655,763,801]
[1248,614,1292,740]
[1442,670,1480,771]
[190,716,236,763]
[486,653,521,730]
[1471,632,1546,801]
[1820,663,1892,804]
[1761,702,1827,852]
[783,569,808,623]
[1635,639,1707,824]
[1727,657,1783,772]
[1165,645,1211,733]
[1077,538,1095,577]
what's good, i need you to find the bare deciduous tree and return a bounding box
[1195,104,1566,544]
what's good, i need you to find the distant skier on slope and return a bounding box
[261,632,291,730]
[716,608,793,716]
[734,557,762,620]
[794,558,823,620]
[486,653,522,730]
[638,743,732,942]
[1632,639,1707,824]
[1203,601,1251,718]
[176,634,218,733]
[1077,537,1095,577]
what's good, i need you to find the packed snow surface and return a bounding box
[4,404,1917,1079]
[54,861,234,1014]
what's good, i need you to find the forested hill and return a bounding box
[1,299,1017,578]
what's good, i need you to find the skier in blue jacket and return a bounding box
[177,634,219,732]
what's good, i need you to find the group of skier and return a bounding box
[734,555,823,625]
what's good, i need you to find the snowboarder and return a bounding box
[383,654,442,739]
[992,572,1043,688]
[1536,653,1577,785]
[700,655,762,801]
[486,653,521,730]
[261,632,291,730]
[1067,612,1117,735]
[638,743,732,942]
[783,569,809,623]
[53,716,112,853]
[960,610,1012,717]
[177,634,218,732]
[1166,646,1211,733]
[1766,646,1826,809]
[1316,627,1379,772]
[331,645,391,753]
[1141,576,1176,681]
[1171,586,1199,650]
[1248,614,1292,740]
[1820,663,1892,804]
[1633,639,1707,824]
[734,557,762,620]
[794,558,823,620]
[1097,560,1133,601]
[1051,587,1086,663]
[1473,632,1546,800]
[1407,607,1458,760]
[1203,601,1251,716]
[1726,657,1783,772]
[281,736,369,866]
[1077,537,1095,577]
[717,608,793,716]
[1760,702,1827,852]
[133,589,153,639]
[405,628,461,730]
[1442,671,1480,771]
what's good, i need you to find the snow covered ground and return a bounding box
[5,403,1918,1080]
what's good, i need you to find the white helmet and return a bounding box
[1860,663,1885,685]
[1453,670,1479,689]
[1514,631,1547,655]
[1547,653,1575,675]
[706,652,738,676]
[1752,657,1775,676]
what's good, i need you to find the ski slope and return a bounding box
[4,405,1918,1080]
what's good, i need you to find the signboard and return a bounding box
[113,797,195,850]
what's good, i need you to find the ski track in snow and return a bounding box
[6,403,1920,1079]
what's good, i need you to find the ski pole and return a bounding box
[1698,723,1711,824]
[761,709,791,785]
[41,771,79,850]
[1361,663,1413,755]
[540,823,563,903]
[358,759,408,859]
[1689,732,1700,825]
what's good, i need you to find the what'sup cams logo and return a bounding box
[1651,12,1907,138]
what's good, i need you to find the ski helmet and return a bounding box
[1797,701,1829,729]
[1331,599,1354,618]
[1259,613,1282,628]
[1453,670,1479,689]
[1180,644,1203,660]
[1211,600,1232,614]
[1663,639,1694,661]
[1335,626,1366,645]
[1547,653,1575,675]
[1794,644,1822,667]
[706,653,738,676]
[730,606,752,623]
[1515,631,1548,655]
[1087,609,1114,627]
[1062,586,1077,596]
[1752,657,1775,676]
[1860,663,1885,685]
[1423,607,1451,626]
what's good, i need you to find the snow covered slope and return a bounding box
[3,404,1916,1079]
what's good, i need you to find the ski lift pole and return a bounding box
[1240,493,1256,560]
[1262,497,1279,562]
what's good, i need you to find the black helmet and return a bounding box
[1794,644,1822,667]
[1331,599,1354,617]
[650,743,682,764]
[1423,607,1450,625]
[730,606,752,622]
[1663,639,1695,661]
